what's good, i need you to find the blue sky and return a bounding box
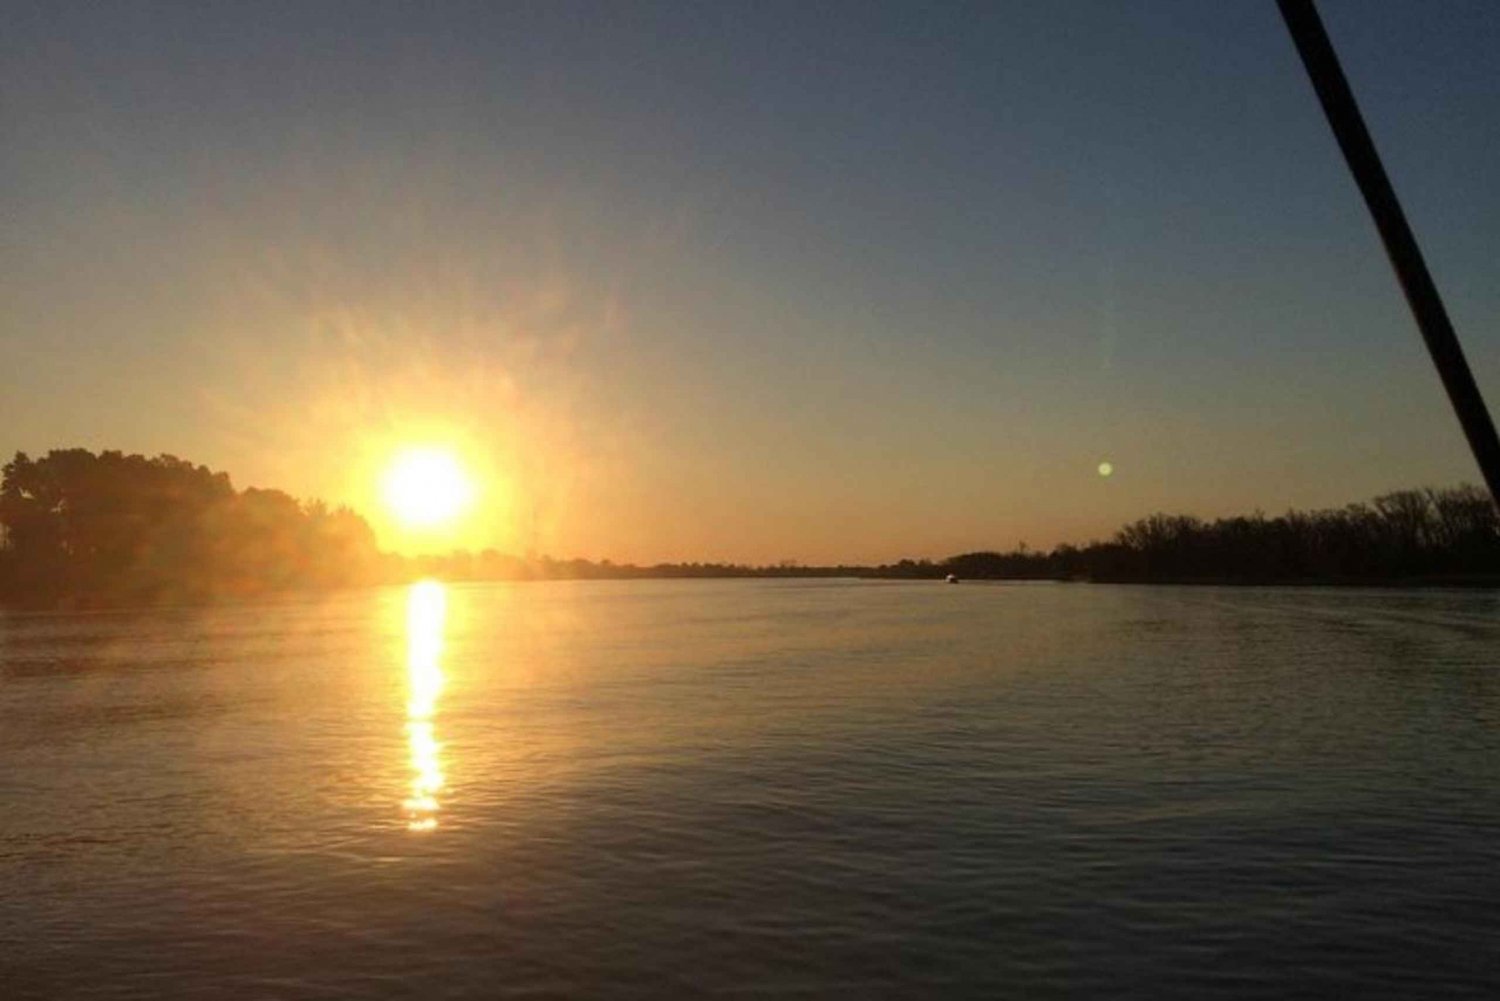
[3,1,1497,561]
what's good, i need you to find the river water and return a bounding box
[2,579,1497,998]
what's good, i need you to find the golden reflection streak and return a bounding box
[403,580,447,832]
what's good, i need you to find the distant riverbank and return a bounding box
[4,448,1498,610]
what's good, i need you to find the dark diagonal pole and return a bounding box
[1277,0,1500,507]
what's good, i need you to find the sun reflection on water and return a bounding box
[403,580,447,832]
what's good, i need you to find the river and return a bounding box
[2,579,1497,998]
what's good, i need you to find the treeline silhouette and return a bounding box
[0,449,380,608]
[881,485,1500,584]
[401,551,868,582]
[402,486,1500,586]
[2,448,1498,609]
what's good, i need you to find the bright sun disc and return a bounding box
[382,449,476,528]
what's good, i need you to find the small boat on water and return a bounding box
[945,574,959,584]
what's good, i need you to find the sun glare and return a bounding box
[403,579,446,832]
[382,448,477,529]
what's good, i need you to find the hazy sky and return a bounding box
[4,1,1498,562]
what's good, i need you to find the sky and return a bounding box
[3,0,1498,563]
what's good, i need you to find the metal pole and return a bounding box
[1276,0,1500,507]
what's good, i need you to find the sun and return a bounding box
[381,448,477,529]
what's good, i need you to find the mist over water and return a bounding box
[2,579,1498,998]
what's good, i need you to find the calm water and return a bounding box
[2,579,1498,999]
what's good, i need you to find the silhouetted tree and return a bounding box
[0,449,380,608]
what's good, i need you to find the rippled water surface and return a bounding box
[3,579,1498,998]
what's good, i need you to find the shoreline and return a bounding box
[5,571,1500,613]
